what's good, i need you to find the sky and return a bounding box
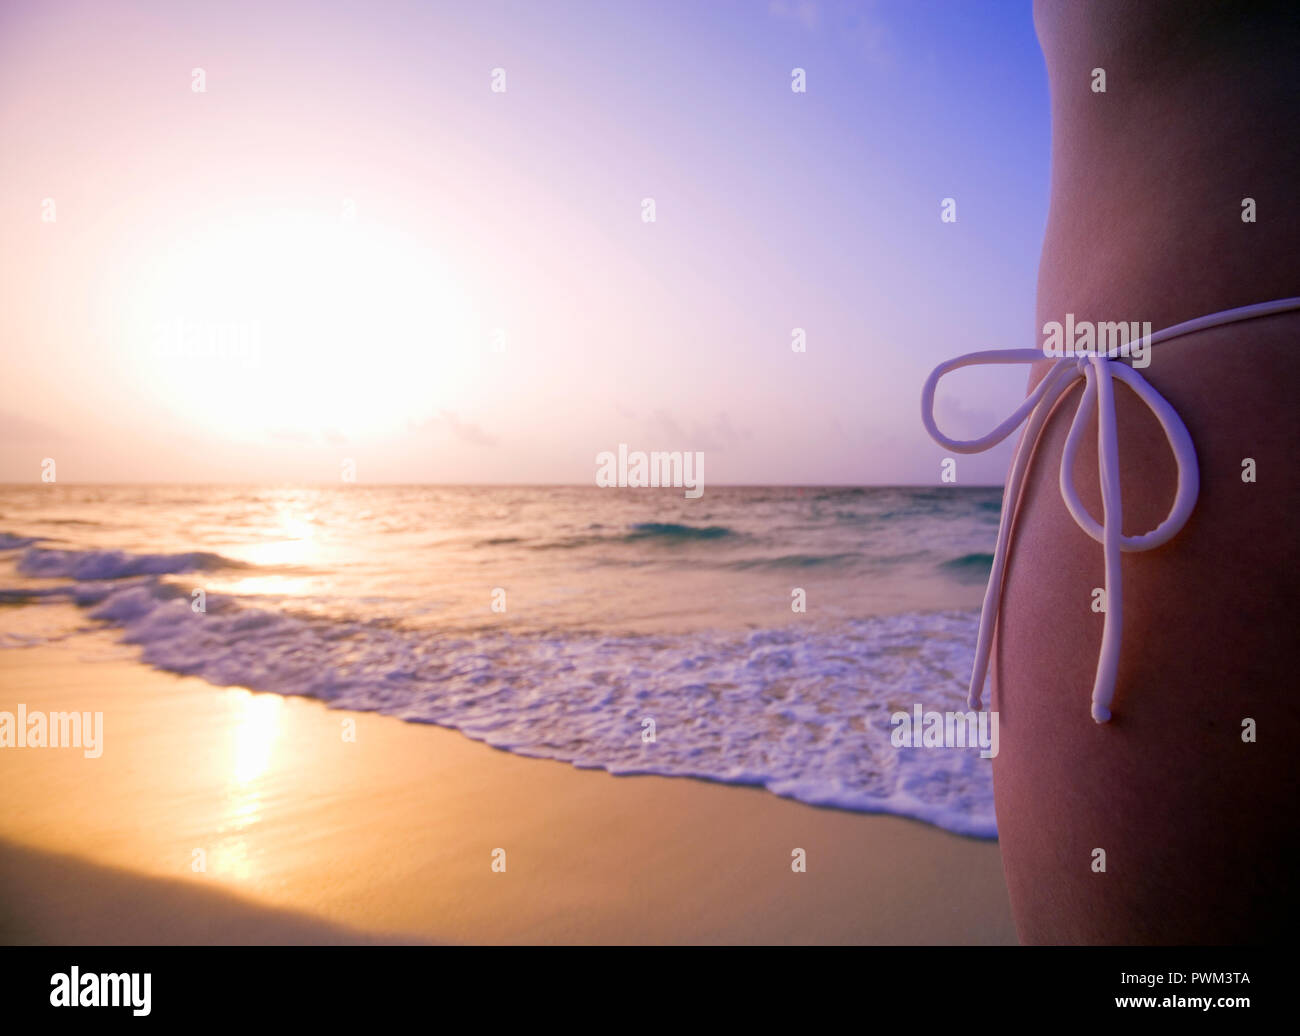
[0,0,1050,485]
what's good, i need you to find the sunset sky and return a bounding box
[0,0,1048,485]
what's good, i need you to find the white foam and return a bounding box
[16,546,237,580]
[0,570,998,838]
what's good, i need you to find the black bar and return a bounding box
[0,946,1273,1023]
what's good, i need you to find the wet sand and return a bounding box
[0,638,1016,944]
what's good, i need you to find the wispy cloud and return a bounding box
[642,409,751,452]
[769,0,894,71]
[0,410,66,443]
[427,410,500,448]
[768,0,822,32]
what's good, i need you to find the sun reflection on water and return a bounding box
[211,691,284,881]
[233,691,283,784]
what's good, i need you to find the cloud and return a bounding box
[265,426,315,444]
[0,410,66,443]
[431,410,500,448]
[768,0,822,31]
[769,0,894,71]
[263,426,351,446]
[642,408,751,452]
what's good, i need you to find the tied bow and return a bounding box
[920,297,1300,723]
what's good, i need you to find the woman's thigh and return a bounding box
[991,318,1300,944]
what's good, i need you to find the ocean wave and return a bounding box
[528,535,605,551]
[16,546,247,580]
[0,562,994,838]
[0,508,1000,838]
[812,487,868,500]
[938,553,995,581]
[0,586,70,603]
[725,552,862,569]
[623,522,734,541]
[524,522,738,551]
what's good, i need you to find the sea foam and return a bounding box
[2,551,996,837]
[16,546,243,580]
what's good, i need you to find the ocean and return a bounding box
[0,484,1001,837]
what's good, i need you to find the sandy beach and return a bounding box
[0,633,1015,945]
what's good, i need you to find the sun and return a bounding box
[118,206,480,443]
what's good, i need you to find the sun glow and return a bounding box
[231,690,284,786]
[206,691,284,882]
[119,207,480,442]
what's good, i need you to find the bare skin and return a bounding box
[992,1,1300,943]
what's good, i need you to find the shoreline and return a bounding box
[0,638,1016,944]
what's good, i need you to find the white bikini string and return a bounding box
[921,297,1300,723]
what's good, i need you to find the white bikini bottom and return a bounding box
[922,297,1300,722]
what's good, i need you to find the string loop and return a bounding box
[921,297,1300,722]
